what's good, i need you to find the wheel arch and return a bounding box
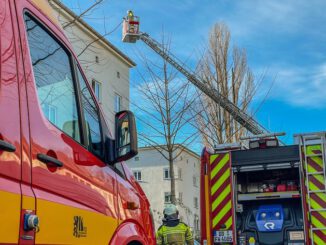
[109,221,148,245]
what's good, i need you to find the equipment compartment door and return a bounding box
[208,152,236,244]
[299,133,326,245]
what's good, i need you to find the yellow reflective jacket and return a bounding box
[156,222,194,245]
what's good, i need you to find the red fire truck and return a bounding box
[200,131,326,245]
[0,0,154,244]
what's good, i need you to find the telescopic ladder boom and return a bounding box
[122,12,268,135]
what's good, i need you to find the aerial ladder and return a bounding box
[122,11,268,135]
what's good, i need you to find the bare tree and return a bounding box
[135,37,198,204]
[49,0,115,71]
[61,0,104,29]
[193,23,264,147]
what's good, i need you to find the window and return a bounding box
[178,168,182,180]
[178,192,183,203]
[42,104,57,124]
[194,215,199,231]
[194,197,198,209]
[133,170,142,181]
[77,69,103,157]
[25,14,81,142]
[163,168,170,180]
[164,192,171,203]
[193,176,198,187]
[114,93,121,112]
[91,80,101,102]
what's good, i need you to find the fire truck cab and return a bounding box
[200,132,326,245]
[0,0,154,244]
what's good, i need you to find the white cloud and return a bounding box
[204,0,326,41]
[264,63,326,108]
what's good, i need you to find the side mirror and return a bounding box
[114,110,138,162]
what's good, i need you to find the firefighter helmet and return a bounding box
[127,10,134,17]
[163,204,178,216]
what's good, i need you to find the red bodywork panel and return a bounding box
[200,148,210,243]
[0,0,155,244]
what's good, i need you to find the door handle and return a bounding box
[123,201,139,210]
[37,154,64,168]
[0,139,16,152]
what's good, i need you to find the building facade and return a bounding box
[49,0,135,133]
[127,145,201,240]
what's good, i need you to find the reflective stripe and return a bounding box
[211,169,230,196]
[313,230,326,245]
[210,154,229,180]
[309,175,325,191]
[306,145,323,173]
[209,153,233,231]
[212,185,231,211]
[304,144,326,244]
[212,200,231,227]
[311,211,326,228]
[225,216,233,229]
[156,223,193,244]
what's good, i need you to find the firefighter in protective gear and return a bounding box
[156,204,194,245]
[127,10,134,20]
[126,10,135,33]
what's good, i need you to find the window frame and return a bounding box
[114,93,122,112]
[164,192,171,204]
[178,192,183,203]
[194,197,198,209]
[91,79,102,102]
[193,175,198,187]
[133,170,142,181]
[24,12,85,146]
[178,168,182,180]
[24,12,106,161]
[163,168,170,180]
[75,64,105,159]
[42,104,57,125]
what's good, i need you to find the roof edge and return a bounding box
[50,0,136,67]
[139,144,200,159]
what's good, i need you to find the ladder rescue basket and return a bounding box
[122,10,140,43]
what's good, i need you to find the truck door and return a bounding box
[299,133,326,245]
[201,150,236,244]
[0,0,22,243]
[15,1,119,243]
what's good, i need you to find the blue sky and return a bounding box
[63,0,326,145]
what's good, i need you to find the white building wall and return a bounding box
[176,154,201,236]
[50,1,134,134]
[127,147,201,240]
